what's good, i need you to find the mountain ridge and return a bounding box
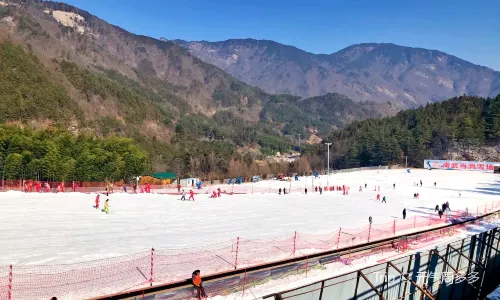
[0,0,396,175]
[172,38,500,107]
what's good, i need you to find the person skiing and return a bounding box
[314,186,318,192]
[189,190,195,201]
[376,194,381,201]
[103,199,109,214]
[359,186,362,192]
[217,188,221,198]
[369,216,373,224]
[304,188,308,194]
[438,209,443,219]
[95,194,100,209]
[420,180,422,187]
[210,191,217,198]
[191,270,207,299]
[402,208,406,219]
[393,183,396,189]
[279,188,282,195]
[319,187,323,195]
[382,196,386,203]
[435,204,440,212]
[180,190,186,201]
[434,182,436,187]
[123,184,127,193]
[365,183,367,189]
[283,187,287,195]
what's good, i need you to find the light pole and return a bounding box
[325,142,332,187]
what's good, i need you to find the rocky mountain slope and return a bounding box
[0,0,395,173]
[173,39,500,107]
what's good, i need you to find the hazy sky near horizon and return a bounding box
[63,0,500,70]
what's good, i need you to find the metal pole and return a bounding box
[405,156,407,168]
[326,143,332,187]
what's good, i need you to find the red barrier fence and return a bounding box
[2,201,498,300]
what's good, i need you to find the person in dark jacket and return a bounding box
[402,208,406,219]
[369,216,373,224]
[192,270,207,299]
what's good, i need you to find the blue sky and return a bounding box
[64,0,500,70]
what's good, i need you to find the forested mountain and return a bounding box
[0,0,391,181]
[303,95,500,170]
[173,39,500,107]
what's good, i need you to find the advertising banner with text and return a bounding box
[423,160,499,172]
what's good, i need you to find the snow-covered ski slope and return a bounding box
[0,168,498,266]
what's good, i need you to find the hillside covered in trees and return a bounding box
[304,95,500,170]
[0,0,392,181]
[0,126,148,182]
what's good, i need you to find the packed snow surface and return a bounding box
[0,169,498,266]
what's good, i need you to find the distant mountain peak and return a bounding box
[172,39,500,107]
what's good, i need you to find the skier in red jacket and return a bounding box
[95,194,100,209]
[189,190,195,201]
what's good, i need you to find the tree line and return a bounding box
[303,95,500,169]
[0,125,148,182]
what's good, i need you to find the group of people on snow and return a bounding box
[435,201,451,219]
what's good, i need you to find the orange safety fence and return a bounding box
[1,201,498,299]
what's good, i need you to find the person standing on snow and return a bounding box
[180,190,186,201]
[217,188,221,197]
[382,196,386,203]
[103,199,109,214]
[95,194,100,209]
[189,190,195,201]
[369,216,373,224]
[402,208,406,219]
[191,270,207,299]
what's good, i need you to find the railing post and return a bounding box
[234,237,239,269]
[336,227,342,249]
[305,256,309,278]
[292,231,297,255]
[242,269,247,297]
[367,223,372,242]
[393,220,396,235]
[8,264,12,300]
[150,248,154,286]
